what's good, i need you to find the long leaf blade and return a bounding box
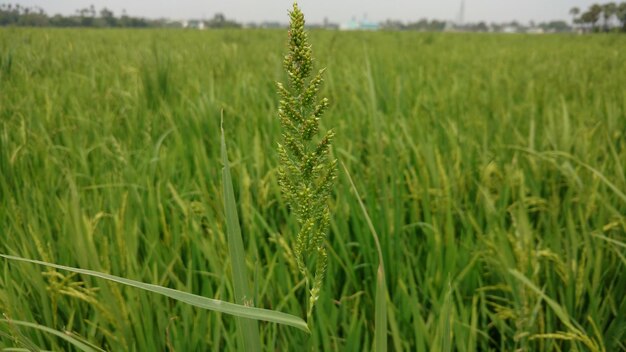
[342,162,388,352]
[0,319,103,352]
[221,113,262,351]
[0,254,309,332]
[509,269,578,333]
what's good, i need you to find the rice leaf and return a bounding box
[509,269,579,333]
[221,112,262,351]
[0,254,309,332]
[0,318,103,352]
[342,162,387,352]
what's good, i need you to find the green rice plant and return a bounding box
[0,254,308,331]
[220,114,262,351]
[0,49,11,78]
[1,15,626,352]
[276,3,337,325]
[509,269,604,351]
[342,162,388,352]
[0,317,104,352]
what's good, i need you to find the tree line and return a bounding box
[380,19,572,33]
[0,4,240,28]
[2,2,626,32]
[570,2,626,32]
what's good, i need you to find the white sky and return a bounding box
[11,0,603,24]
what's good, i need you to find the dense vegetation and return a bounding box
[0,4,240,28]
[1,28,625,351]
[571,2,626,32]
[4,2,626,33]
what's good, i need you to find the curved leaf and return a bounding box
[1,254,309,333]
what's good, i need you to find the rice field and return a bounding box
[1,27,625,351]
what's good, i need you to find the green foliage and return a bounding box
[0,27,625,351]
[276,3,337,324]
[343,163,388,352]
[574,1,626,32]
[0,3,241,28]
[221,117,263,351]
[0,255,308,332]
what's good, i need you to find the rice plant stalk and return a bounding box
[342,163,387,352]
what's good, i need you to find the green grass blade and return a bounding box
[0,319,103,352]
[221,113,262,351]
[440,283,453,352]
[509,147,626,204]
[1,318,41,352]
[374,266,388,352]
[508,269,579,333]
[342,162,388,352]
[593,233,626,249]
[508,269,602,350]
[0,254,309,332]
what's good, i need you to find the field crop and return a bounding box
[1,26,625,351]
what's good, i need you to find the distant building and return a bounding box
[340,19,379,31]
[184,20,205,29]
[443,21,456,32]
[526,27,544,34]
[502,25,518,33]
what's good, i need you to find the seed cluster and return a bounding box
[276,3,337,322]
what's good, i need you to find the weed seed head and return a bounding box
[277,2,336,323]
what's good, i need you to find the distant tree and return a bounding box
[381,19,405,30]
[581,4,603,31]
[475,21,489,32]
[0,2,169,28]
[406,18,431,31]
[430,20,446,31]
[100,7,116,27]
[570,7,580,29]
[619,2,626,31]
[489,22,503,32]
[0,3,48,26]
[602,2,617,30]
[79,7,95,26]
[214,13,225,23]
[539,20,571,32]
[49,14,78,27]
[119,9,130,27]
[18,9,48,26]
[206,13,241,28]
